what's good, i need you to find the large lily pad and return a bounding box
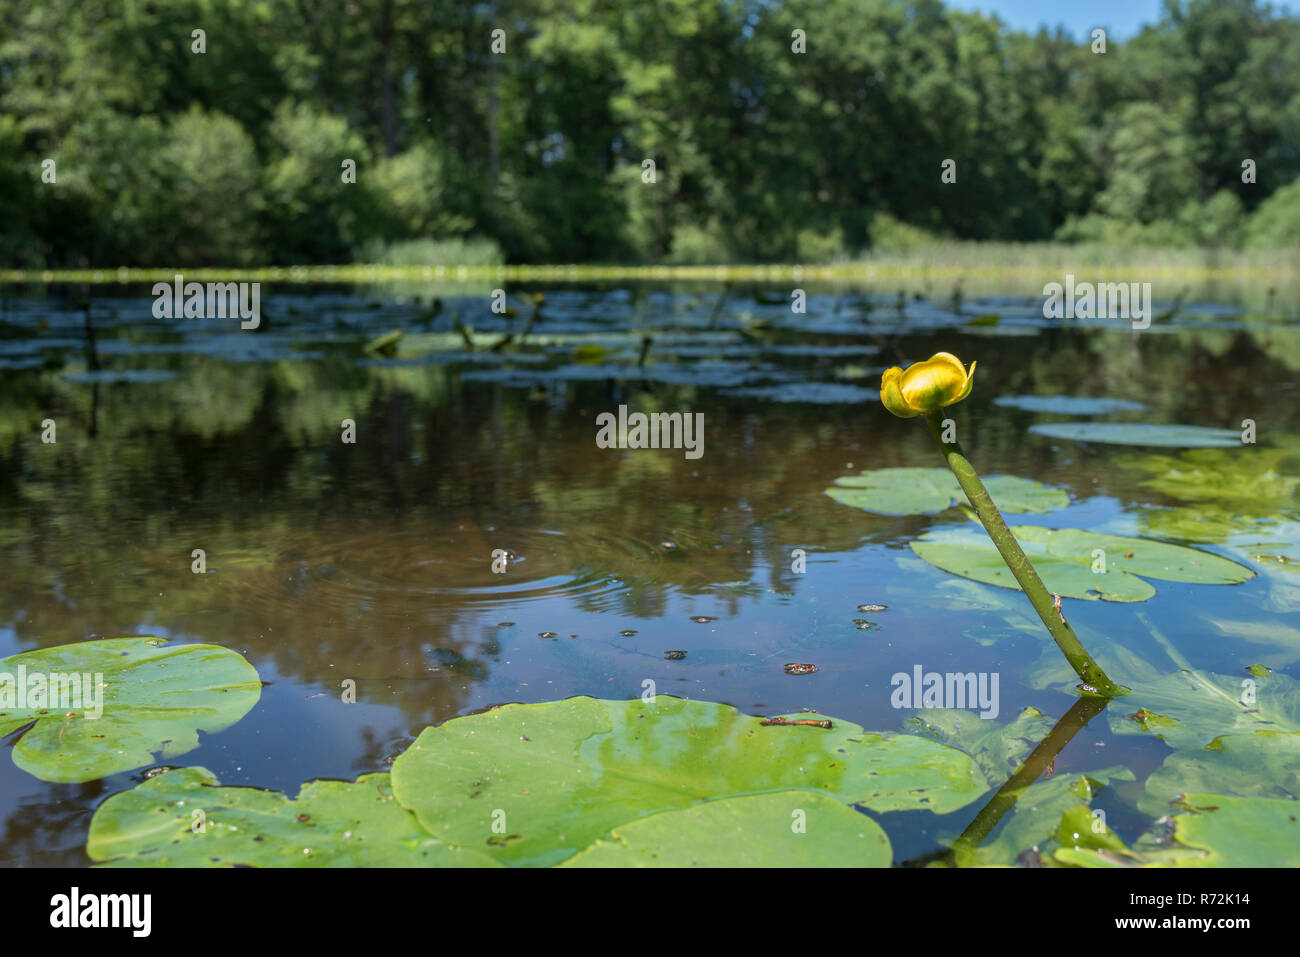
[911,526,1254,602]
[0,637,262,783]
[87,767,501,867]
[389,696,988,866]
[1057,793,1300,867]
[558,791,891,867]
[826,467,1068,516]
[1029,422,1244,448]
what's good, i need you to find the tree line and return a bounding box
[1,0,1298,268]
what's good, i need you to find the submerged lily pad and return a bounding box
[1139,731,1300,817]
[389,695,987,866]
[906,706,1054,783]
[911,526,1254,602]
[1109,667,1300,750]
[87,767,501,867]
[0,637,262,783]
[1029,422,1243,448]
[1057,793,1300,867]
[994,395,1147,414]
[558,791,891,867]
[959,767,1135,867]
[825,467,1068,516]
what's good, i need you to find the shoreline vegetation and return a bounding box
[7,242,1298,290]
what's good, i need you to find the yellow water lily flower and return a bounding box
[880,352,976,418]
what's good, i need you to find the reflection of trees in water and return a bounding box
[0,776,108,867]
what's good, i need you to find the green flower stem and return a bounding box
[923,410,1126,697]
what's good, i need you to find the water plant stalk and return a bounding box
[923,410,1126,697]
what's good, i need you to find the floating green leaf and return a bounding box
[1057,793,1300,867]
[906,706,1055,783]
[1139,732,1300,818]
[1119,447,1300,511]
[390,696,987,866]
[911,526,1253,601]
[994,395,1147,414]
[825,467,1068,516]
[1029,422,1243,447]
[960,767,1134,867]
[87,767,501,867]
[0,637,262,783]
[1055,803,1127,852]
[1109,668,1300,750]
[558,791,891,867]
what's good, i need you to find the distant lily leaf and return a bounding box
[724,382,879,404]
[911,526,1254,601]
[1057,793,1300,867]
[1029,422,1243,447]
[826,467,1068,516]
[390,696,987,867]
[994,395,1147,414]
[0,637,261,783]
[559,791,891,867]
[88,767,501,867]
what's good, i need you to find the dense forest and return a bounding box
[1,0,1298,268]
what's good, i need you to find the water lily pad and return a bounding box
[63,369,179,384]
[994,395,1148,414]
[1139,732,1300,818]
[723,382,880,404]
[558,791,891,867]
[1029,422,1243,448]
[389,696,987,866]
[1057,793,1300,867]
[1109,667,1300,750]
[0,637,262,783]
[911,526,1254,602]
[906,706,1054,782]
[826,467,1068,516]
[1119,448,1300,511]
[960,767,1134,866]
[87,767,501,867]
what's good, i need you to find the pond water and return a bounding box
[1,281,1297,866]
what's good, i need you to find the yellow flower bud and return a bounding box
[880,352,976,418]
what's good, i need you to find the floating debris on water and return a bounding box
[853,619,880,631]
[783,662,818,675]
[857,603,888,612]
[538,631,558,638]
[690,616,717,623]
[618,629,638,637]
[664,650,687,660]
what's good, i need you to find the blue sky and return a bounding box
[943,0,1167,39]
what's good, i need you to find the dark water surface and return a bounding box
[1,283,1297,865]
